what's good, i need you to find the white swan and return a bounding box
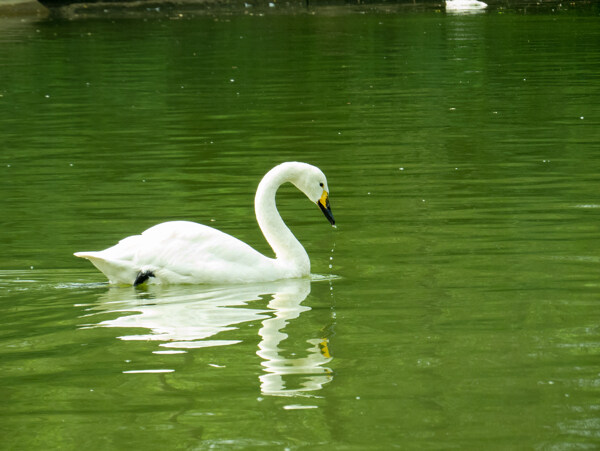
[445,0,487,11]
[74,162,335,286]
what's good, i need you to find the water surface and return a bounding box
[1,7,599,450]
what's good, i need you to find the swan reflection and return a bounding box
[257,283,333,396]
[79,278,333,396]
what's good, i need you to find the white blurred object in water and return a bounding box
[446,0,487,12]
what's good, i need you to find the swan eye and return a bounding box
[319,182,324,187]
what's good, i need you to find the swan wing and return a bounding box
[75,221,276,284]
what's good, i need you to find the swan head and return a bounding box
[287,162,336,227]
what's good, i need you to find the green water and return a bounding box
[1,6,600,450]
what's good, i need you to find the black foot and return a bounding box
[133,270,155,287]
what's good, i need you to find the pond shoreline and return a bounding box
[0,0,47,16]
[0,0,596,19]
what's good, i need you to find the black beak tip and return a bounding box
[318,201,335,226]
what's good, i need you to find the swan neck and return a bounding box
[255,166,309,272]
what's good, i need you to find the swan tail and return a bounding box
[74,251,137,285]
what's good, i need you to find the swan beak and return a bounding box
[318,190,335,226]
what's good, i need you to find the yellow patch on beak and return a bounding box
[317,190,335,226]
[319,190,329,208]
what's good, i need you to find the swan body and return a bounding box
[74,162,335,285]
[446,0,487,10]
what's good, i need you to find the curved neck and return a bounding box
[255,164,309,273]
